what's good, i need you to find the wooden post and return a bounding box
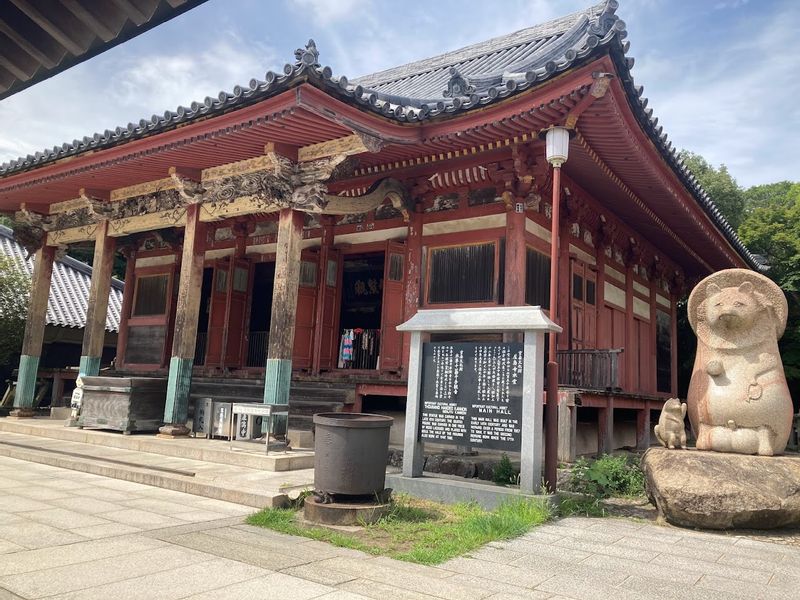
[311,216,334,374]
[12,244,56,416]
[161,203,205,436]
[544,164,562,491]
[79,220,116,377]
[263,208,304,438]
[504,202,526,306]
[115,246,136,368]
[597,398,614,455]
[636,405,651,451]
[401,204,423,371]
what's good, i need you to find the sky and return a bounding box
[0,0,797,188]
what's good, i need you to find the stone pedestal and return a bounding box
[642,447,800,530]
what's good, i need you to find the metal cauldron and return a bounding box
[313,412,393,497]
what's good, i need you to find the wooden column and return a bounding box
[79,220,116,377]
[115,246,136,367]
[161,203,205,436]
[636,404,651,450]
[311,216,334,374]
[401,204,423,371]
[504,202,526,306]
[670,293,679,396]
[263,208,304,437]
[597,398,614,455]
[12,244,56,416]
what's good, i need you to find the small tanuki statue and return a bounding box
[687,269,793,456]
[654,398,687,449]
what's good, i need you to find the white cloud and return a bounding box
[0,32,276,165]
[288,0,372,25]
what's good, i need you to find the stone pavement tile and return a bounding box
[188,497,254,516]
[166,531,310,570]
[312,556,492,600]
[509,553,629,585]
[550,534,659,562]
[0,521,87,549]
[46,557,268,600]
[36,478,93,491]
[2,494,54,513]
[68,522,142,539]
[491,530,563,546]
[232,523,315,544]
[0,545,209,598]
[650,552,772,584]
[295,540,370,560]
[446,574,555,599]
[48,496,126,515]
[17,508,112,530]
[0,587,24,600]
[313,592,371,600]
[201,526,330,557]
[0,540,25,554]
[534,574,647,600]
[464,545,527,565]
[439,557,552,588]
[733,536,800,556]
[92,478,157,492]
[7,485,75,501]
[540,525,625,545]
[619,575,738,600]
[142,516,244,539]
[768,571,800,591]
[121,497,198,515]
[337,578,442,600]
[171,509,232,523]
[70,487,142,502]
[580,554,701,586]
[281,563,358,587]
[182,572,333,600]
[717,551,798,576]
[0,478,30,490]
[369,556,455,580]
[589,522,685,544]
[0,511,25,525]
[99,508,186,530]
[484,592,552,600]
[694,574,789,600]
[0,535,165,576]
[499,539,591,562]
[612,534,723,562]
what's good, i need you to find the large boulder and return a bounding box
[642,447,800,530]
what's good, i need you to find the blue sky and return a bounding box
[0,0,797,187]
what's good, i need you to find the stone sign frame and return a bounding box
[397,306,561,494]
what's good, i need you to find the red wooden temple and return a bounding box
[0,1,759,458]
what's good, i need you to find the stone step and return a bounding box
[0,429,315,508]
[0,418,314,472]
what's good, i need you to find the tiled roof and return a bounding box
[0,0,761,271]
[0,225,123,332]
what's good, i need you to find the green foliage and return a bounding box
[558,495,606,518]
[568,454,645,499]
[247,495,552,565]
[67,243,128,281]
[0,255,30,366]
[492,452,519,486]
[679,150,746,229]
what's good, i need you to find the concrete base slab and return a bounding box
[303,497,390,525]
[386,472,556,510]
[49,407,72,420]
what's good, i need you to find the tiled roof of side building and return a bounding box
[0,225,124,332]
[0,0,762,271]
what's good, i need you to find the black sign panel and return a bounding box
[419,342,523,451]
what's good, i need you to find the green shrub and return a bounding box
[568,454,645,498]
[492,453,519,486]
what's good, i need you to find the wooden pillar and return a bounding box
[263,208,304,437]
[624,265,635,391]
[311,216,334,374]
[79,220,116,377]
[115,246,136,367]
[401,204,423,371]
[161,203,205,436]
[670,293,679,396]
[636,404,651,450]
[13,244,56,415]
[504,202,526,306]
[597,398,614,455]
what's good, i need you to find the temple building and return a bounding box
[0,1,759,457]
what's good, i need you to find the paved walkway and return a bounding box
[0,456,797,599]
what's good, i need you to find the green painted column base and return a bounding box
[263,358,292,437]
[78,356,101,378]
[14,355,40,409]
[164,356,194,425]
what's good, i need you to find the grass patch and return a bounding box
[246,494,552,565]
[567,454,646,499]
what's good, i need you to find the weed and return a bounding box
[567,454,646,499]
[492,453,519,486]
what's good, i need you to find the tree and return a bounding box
[679,150,746,229]
[743,181,794,211]
[0,255,30,367]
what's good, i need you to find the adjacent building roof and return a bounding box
[0,225,123,332]
[0,0,209,101]
[0,0,760,270]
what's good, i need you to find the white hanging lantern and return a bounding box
[541,126,572,167]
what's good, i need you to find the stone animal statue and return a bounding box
[687,269,793,456]
[654,398,687,449]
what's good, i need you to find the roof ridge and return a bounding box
[353,1,607,89]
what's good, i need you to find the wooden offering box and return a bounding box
[78,376,167,434]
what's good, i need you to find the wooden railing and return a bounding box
[557,348,623,391]
[246,331,269,367]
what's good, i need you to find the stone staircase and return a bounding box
[188,377,355,433]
